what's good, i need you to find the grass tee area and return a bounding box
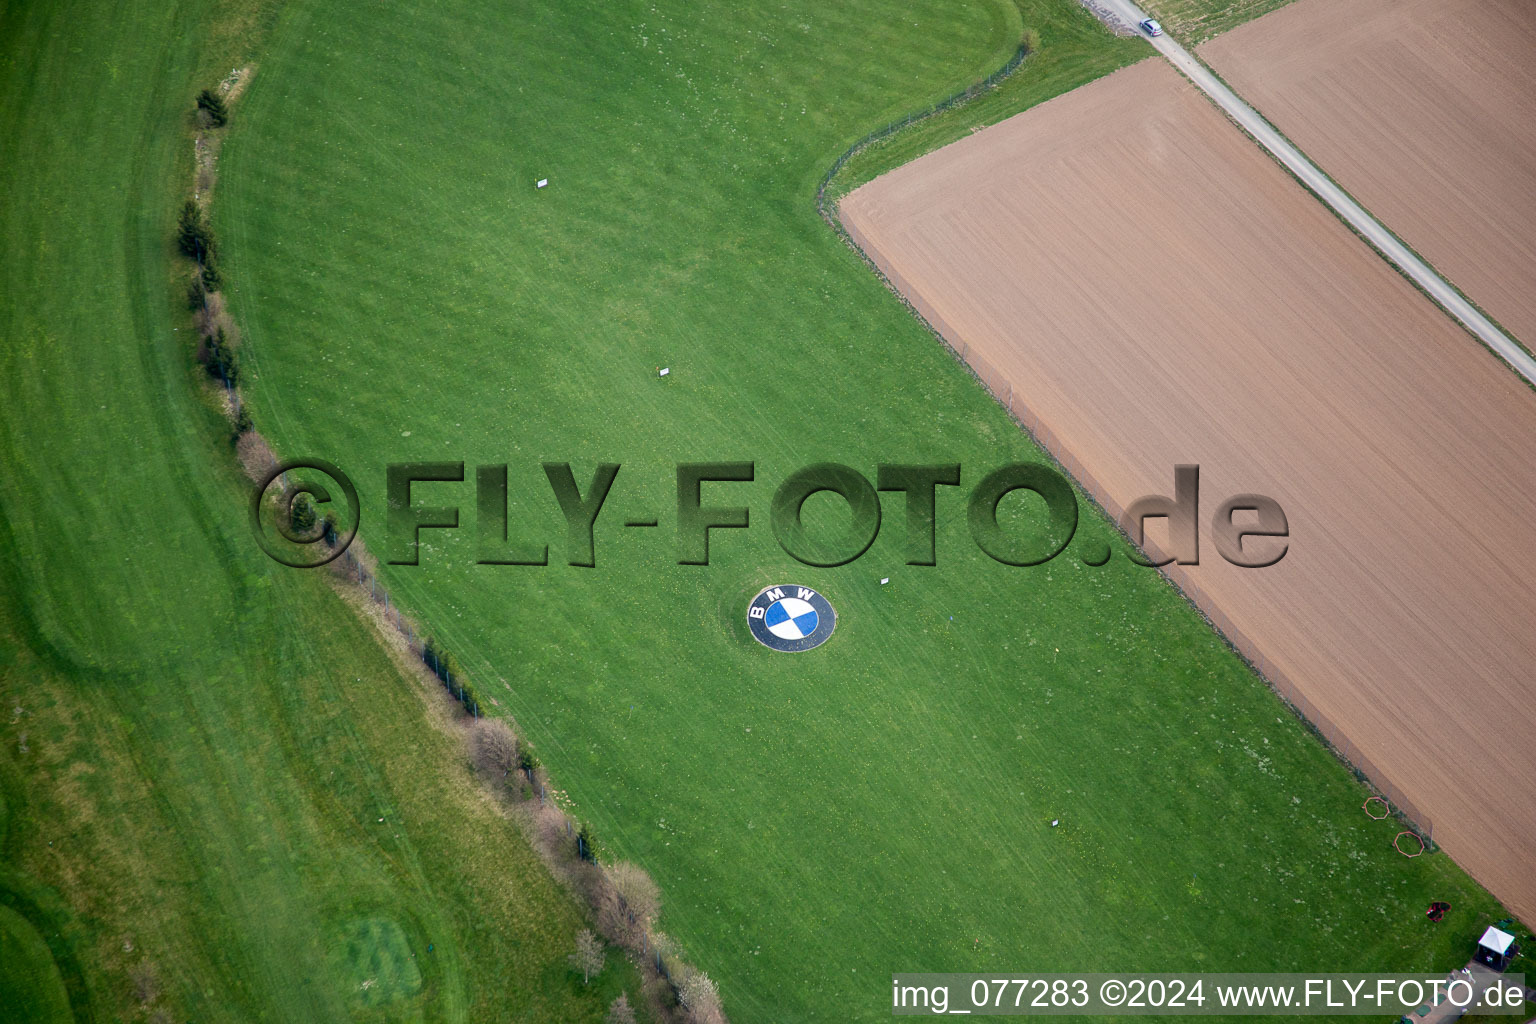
[215,0,1516,1020]
[0,0,646,1020]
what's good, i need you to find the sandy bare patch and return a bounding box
[1201,0,1536,347]
[220,63,256,104]
[841,57,1536,921]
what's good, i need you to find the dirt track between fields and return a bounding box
[841,58,1536,922]
[1201,0,1536,349]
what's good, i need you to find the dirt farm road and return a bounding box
[1096,0,1536,386]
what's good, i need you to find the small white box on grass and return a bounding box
[880,577,889,585]
[536,178,548,189]
[658,367,670,377]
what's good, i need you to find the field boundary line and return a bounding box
[815,38,1032,230]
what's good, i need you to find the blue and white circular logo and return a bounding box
[747,585,836,652]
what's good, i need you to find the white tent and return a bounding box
[1478,926,1515,956]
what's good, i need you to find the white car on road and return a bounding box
[1140,17,1162,35]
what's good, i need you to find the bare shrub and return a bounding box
[533,802,571,857]
[568,927,605,984]
[611,861,660,922]
[235,430,277,483]
[677,970,725,1024]
[606,992,637,1024]
[469,718,518,778]
[194,289,225,334]
[599,861,660,947]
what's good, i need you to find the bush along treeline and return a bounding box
[285,493,340,545]
[195,88,228,128]
[179,200,239,389]
[421,636,486,717]
[456,674,727,1021]
[177,84,249,444]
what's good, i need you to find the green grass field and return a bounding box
[828,0,1148,201]
[1139,0,1299,42]
[212,0,1519,1020]
[0,0,649,1020]
[0,904,71,1024]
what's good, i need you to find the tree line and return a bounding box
[177,87,245,420]
[467,713,726,1023]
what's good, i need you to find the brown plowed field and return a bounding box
[841,58,1536,921]
[1201,0,1536,348]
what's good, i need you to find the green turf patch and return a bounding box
[0,904,72,1024]
[337,917,424,1008]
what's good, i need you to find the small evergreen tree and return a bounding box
[518,745,540,779]
[177,201,212,261]
[204,326,239,387]
[196,89,228,127]
[230,404,252,443]
[290,493,318,537]
[423,637,454,681]
[199,247,222,291]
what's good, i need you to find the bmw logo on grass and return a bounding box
[747,585,836,652]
